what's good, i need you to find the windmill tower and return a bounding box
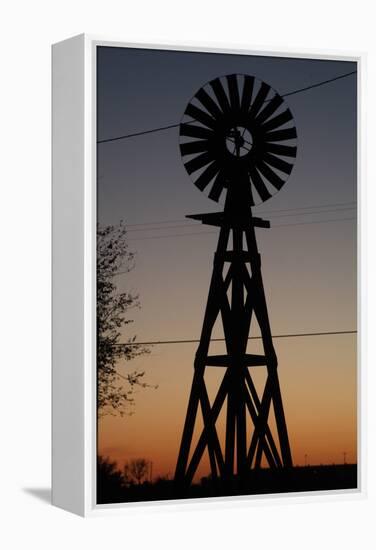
[175,74,297,488]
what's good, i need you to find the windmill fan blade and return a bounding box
[184,151,213,175]
[262,109,293,133]
[185,103,217,129]
[194,161,220,191]
[264,143,297,158]
[249,166,272,202]
[256,160,285,190]
[265,127,297,142]
[196,88,223,120]
[240,75,254,115]
[249,82,271,119]
[263,152,293,175]
[255,94,283,126]
[227,74,240,112]
[210,78,231,114]
[208,172,226,201]
[180,123,214,140]
[180,140,210,156]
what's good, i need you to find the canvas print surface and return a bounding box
[96,45,357,504]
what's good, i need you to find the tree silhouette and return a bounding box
[97,456,124,503]
[124,458,150,485]
[97,222,153,417]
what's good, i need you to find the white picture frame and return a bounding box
[52,34,364,517]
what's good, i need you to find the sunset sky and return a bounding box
[96,46,357,481]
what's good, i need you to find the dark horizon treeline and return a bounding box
[97,455,357,505]
[97,456,172,503]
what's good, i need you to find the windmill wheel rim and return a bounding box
[179,73,298,206]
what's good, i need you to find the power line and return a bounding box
[97,70,356,144]
[112,329,356,347]
[276,70,356,99]
[272,216,355,228]
[113,216,356,277]
[124,201,356,228]
[258,200,356,216]
[125,206,355,233]
[113,214,355,275]
[98,122,181,144]
[126,216,355,242]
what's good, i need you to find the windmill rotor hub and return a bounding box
[225,126,253,157]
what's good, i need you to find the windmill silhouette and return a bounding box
[175,74,297,488]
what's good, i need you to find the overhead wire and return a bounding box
[97,70,356,144]
[125,206,356,234]
[112,330,357,347]
[126,216,355,242]
[123,200,356,229]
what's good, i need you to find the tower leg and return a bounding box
[245,227,293,468]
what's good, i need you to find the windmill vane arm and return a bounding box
[186,212,270,228]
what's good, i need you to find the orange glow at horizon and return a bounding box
[98,334,357,481]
